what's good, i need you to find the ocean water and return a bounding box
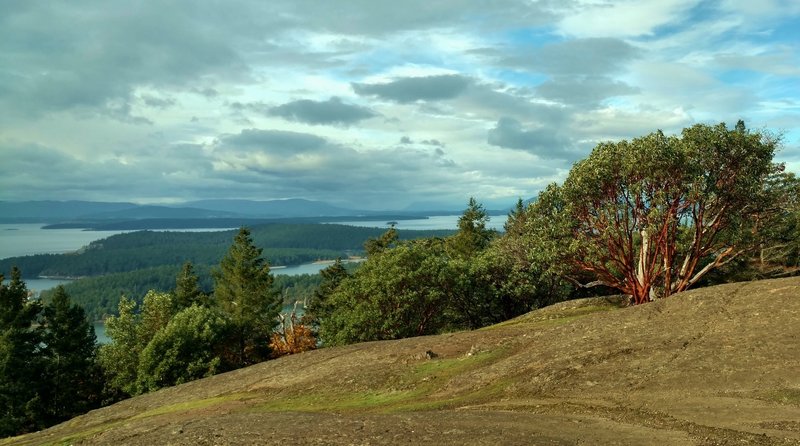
[0,223,128,260]
[327,214,508,231]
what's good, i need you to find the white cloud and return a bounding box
[557,0,702,38]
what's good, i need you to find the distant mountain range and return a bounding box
[0,198,515,225]
[181,198,357,218]
[0,199,358,222]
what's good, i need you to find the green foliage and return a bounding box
[42,264,325,321]
[99,290,228,397]
[304,259,349,332]
[274,273,324,306]
[98,297,141,397]
[213,228,280,367]
[40,286,102,426]
[136,305,229,393]
[0,268,44,436]
[1,273,101,437]
[138,291,175,346]
[447,197,496,258]
[557,122,780,303]
[317,199,563,346]
[320,239,451,345]
[364,226,399,256]
[40,265,211,321]
[504,198,527,233]
[174,262,210,310]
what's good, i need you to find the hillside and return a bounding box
[7,277,800,445]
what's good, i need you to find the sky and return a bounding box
[1,0,799,211]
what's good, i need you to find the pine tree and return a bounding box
[0,268,44,436]
[40,286,101,425]
[174,261,209,310]
[213,227,280,367]
[364,226,398,256]
[504,198,528,234]
[305,258,349,332]
[448,197,495,258]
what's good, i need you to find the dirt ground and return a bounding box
[6,277,800,445]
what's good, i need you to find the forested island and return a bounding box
[1,224,452,320]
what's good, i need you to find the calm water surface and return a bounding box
[0,224,128,259]
[328,214,507,231]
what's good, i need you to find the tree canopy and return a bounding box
[212,227,281,366]
[541,122,780,304]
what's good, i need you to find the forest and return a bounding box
[5,224,447,321]
[2,122,799,438]
[0,223,452,278]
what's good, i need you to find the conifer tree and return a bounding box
[305,258,349,332]
[213,227,280,367]
[40,286,101,425]
[448,197,495,258]
[174,261,209,310]
[0,268,44,436]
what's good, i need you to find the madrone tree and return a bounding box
[555,122,779,304]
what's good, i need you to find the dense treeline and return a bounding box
[0,224,452,278]
[39,265,329,321]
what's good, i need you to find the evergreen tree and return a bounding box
[0,268,44,436]
[448,197,495,258]
[305,258,349,332]
[173,261,209,310]
[213,227,280,367]
[364,226,399,256]
[504,198,528,234]
[40,286,101,425]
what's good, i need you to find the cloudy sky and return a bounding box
[1,1,798,210]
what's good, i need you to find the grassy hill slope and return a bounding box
[7,277,800,445]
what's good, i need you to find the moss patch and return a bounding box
[252,350,508,414]
[765,388,800,406]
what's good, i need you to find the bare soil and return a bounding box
[6,277,800,445]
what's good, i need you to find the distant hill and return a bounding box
[179,198,360,217]
[0,200,137,222]
[79,205,242,220]
[10,277,800,445]
[1,199,395,223]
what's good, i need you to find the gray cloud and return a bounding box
[140,95,177,109]
[274,0,557,36]
[504,38,640,76]
[207,131,470,208]
[536,76,640,106]
[217,129,327,155]
[487,117,571,159]
[399,136,445,147]
[0,140,215,202]
[268,97,377,126]
[353,75,471,103]
[0,2,248,121]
